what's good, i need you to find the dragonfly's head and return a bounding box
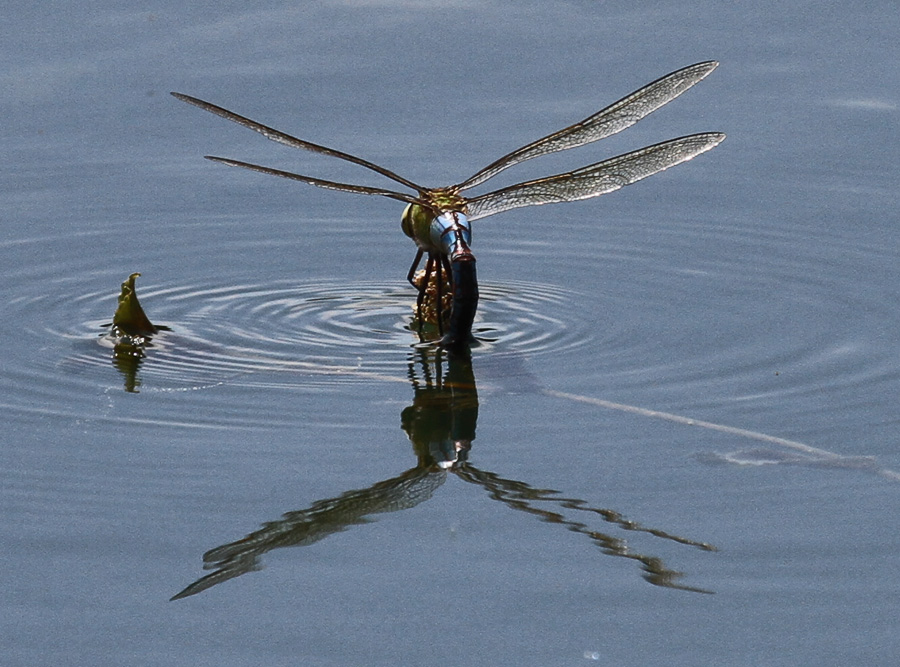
[431,211,472,262]
[401,204,473,261]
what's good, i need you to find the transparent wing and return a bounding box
[456,61,719,192]
[171,92,426,193]
[466,132,725,221]
[205,156,424,206]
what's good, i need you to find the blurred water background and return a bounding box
[2,2,899,665]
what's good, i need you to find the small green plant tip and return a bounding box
[112,272,158,336]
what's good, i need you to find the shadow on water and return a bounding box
[170,347,716,601]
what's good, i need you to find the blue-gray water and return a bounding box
[3,2,899,665]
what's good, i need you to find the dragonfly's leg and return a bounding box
[440,255,453,327]
[435,254,445,336]
[407,249,425,332]
[406,249,424,288]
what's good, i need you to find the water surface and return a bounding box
[3,2,900,665]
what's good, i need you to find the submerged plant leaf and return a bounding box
[112,273,158,336]
[412,268,452,329]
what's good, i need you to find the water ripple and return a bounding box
[22,278,596,396]
[4,212,897,438]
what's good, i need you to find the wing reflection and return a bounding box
[172,348,715,600]
[170,465,447,600]
[454,466,715,594]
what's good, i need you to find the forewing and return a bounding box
[457,61,719,191]
[172,92,425,193]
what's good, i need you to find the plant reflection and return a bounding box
[171,348,716,600]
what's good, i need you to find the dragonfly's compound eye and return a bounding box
[401,203,432,243]
[401,204,415,240]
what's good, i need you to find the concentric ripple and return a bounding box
[43,278,595,392]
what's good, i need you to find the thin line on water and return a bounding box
[543,389,900,482]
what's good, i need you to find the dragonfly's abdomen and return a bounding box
[442,253,478,350]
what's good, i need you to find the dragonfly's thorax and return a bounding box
[425,188,467,212]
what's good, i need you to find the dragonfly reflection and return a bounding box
[172,62,724,348]
[171,349,716,600]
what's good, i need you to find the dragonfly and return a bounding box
[172,61,725,349]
